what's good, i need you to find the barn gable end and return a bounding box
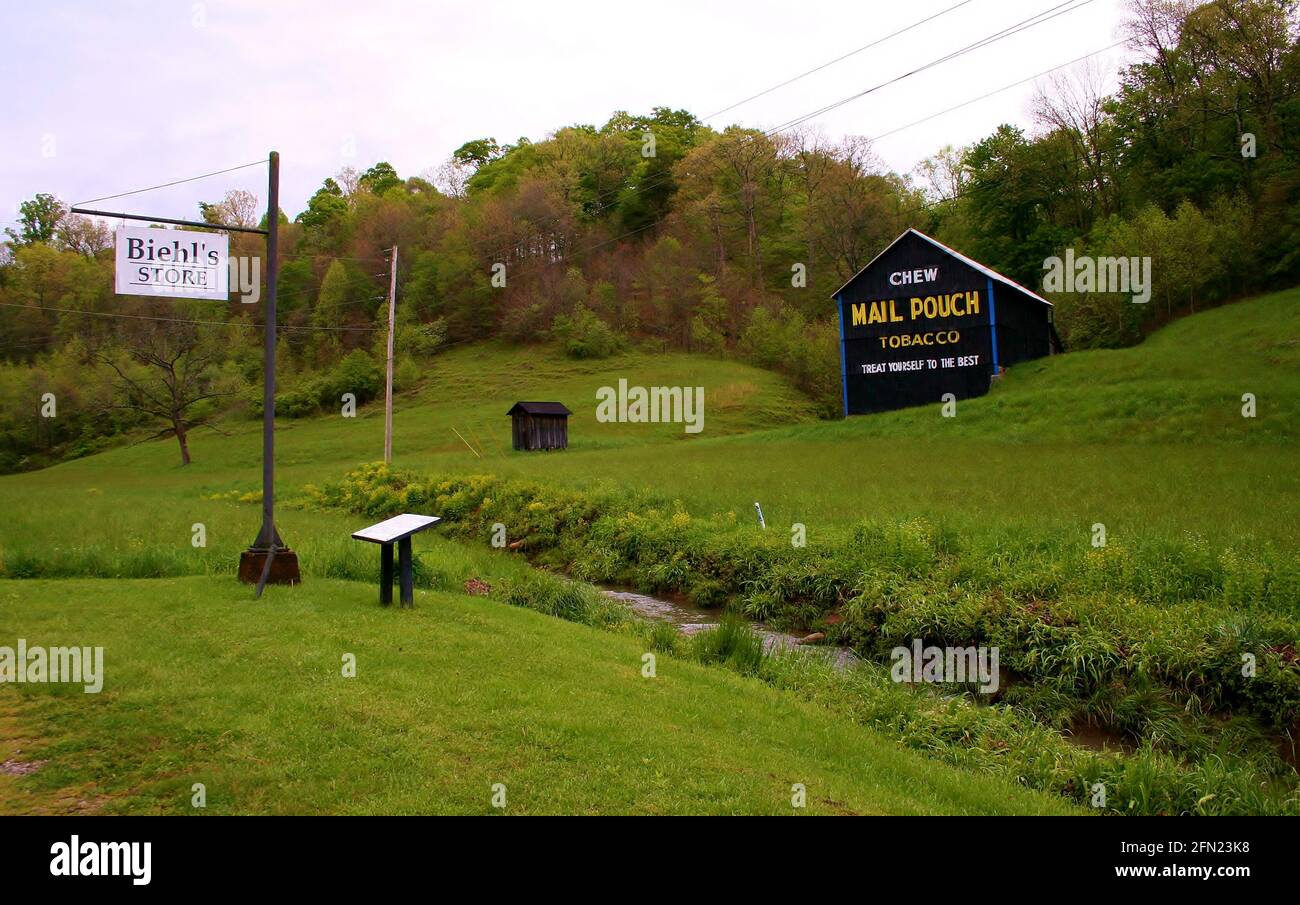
[834,229,1056,416]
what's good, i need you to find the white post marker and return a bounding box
[351,513,440,607]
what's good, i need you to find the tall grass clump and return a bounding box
[492,572,629,631]
[688,615,767,676]
[644,621,682,657]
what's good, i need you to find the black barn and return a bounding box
[834,228,1058,416]
[507,402,571,451]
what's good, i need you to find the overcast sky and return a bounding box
[0,0,1132,229]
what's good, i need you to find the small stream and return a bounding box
[599,589,1130,752]
[600,588,859,669]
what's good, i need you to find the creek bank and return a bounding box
[600,587,859,668]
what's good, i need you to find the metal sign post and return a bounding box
[75,150,299,596]
[238,150,300,594]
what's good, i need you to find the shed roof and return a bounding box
[832,228,1053,307]
[507,401,572,417]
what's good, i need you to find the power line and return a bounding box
[0,301,380,332]
[0,334,63,355]
[279,251,393,264]
[702,0,979,121]
[592,0,1092,222]
[72,159,267,208]
[545,58,1144,268]
[273,272,387,306]
[476,0,1102,267]
[738,65,1284,265]
[506,43,1114,267]
[869,40,1127,143]
[763,0,1097,136]
[309,294,387,314]
[269,262,393,312]
[476,0,1001,253]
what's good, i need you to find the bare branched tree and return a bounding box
[1121,0,1195,88]
[56,214,113,257]
[1032,58,1117,219]
[428,159,470,199]
[803,136,906,282]
[90,318,234,466]
[913,144,968,203]
[779,126,836,269]
[335,166,362,201]
[200,189,259,229]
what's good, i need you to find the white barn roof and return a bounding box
[832,228,1054,307]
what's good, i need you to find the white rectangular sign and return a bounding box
[114,226,229,301]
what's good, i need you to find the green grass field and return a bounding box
[4,289,1296,569]
[0,577,1075,815]
[0,288,1296,814]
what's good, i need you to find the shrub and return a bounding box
[738,306,840,416]
[550,303,623,359]
[249,349,384,419]
[319,350,383,406]
[499,303,548,344]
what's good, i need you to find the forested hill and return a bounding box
[2,0,1298,470]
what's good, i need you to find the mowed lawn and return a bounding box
[0,577,1077,815]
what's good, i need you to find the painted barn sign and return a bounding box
[834,229,1058,416]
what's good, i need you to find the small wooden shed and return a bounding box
[507,401,572,451]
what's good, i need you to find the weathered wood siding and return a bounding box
[511,413,568,451]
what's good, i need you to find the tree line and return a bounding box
[1,0,1296,470]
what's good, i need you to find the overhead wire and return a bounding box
[474,0,1103,267]
[703,0,980,121]
[0,301,380,332]
[72,159,267,208]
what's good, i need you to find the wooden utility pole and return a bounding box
[383,245,398,464]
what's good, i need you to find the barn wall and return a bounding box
[837,233,1052,416]
[993,285,1053,366]
[839,235,994,414]
[511,414,569,450]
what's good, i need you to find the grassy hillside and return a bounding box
[5,288,1294,567]
[0,350,821,579]
[447,289,1300,545]
[0,289,1296,815]
[832,287,1300,444]
[0,577,1075,815]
